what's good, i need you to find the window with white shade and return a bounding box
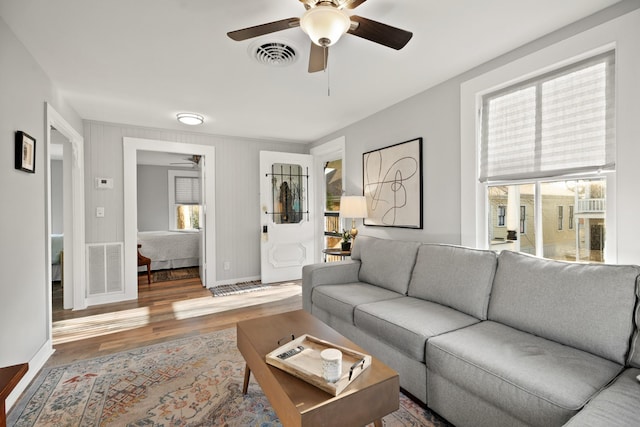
[483,51,614,263]
[168,170,201,230]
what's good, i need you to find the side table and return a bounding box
[322,248,351,262]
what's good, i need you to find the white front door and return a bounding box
[260,151,315,284]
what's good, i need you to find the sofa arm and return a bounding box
[302,260,361,312]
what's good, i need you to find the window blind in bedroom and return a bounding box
[479,50,615,182]
[175,176,201,205]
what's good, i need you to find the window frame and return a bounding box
[168,170,201,231]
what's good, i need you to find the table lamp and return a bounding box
[339,196,368,241]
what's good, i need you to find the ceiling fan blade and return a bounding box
[339,0,368,9]
[227,18,300,41]
[347,15,413,50]
[308,42,328,73]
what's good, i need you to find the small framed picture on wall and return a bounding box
[15,131,36,173]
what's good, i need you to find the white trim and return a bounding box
[6,340,54,412]
[123,138,216,294]
[46,103,86,315]
[311,136,345,263]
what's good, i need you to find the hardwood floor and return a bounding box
[49,273,302,366]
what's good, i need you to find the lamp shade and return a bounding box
[300,5,351,47]
[339,196,367,218]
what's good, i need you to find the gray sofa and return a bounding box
[302,235,640,427]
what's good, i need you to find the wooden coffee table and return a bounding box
[237,310,399,427]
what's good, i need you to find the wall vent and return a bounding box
[86,242,123,296]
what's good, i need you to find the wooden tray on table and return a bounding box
[265,334,371,396]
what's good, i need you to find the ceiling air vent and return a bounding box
[252,42,298,67]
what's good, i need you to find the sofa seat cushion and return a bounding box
[354,297,480,362]
[311,283,403,325]
[427,321,623,427]
[563,368,640,427]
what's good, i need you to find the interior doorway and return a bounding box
[46,103,86,348]
[123,137,216,297]
[136,151,205,283]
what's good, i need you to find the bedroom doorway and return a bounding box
[123,138,216,301]
[49,130,67,309]
[136,152,205,283]
[45,103,86,318]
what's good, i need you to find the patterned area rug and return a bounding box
[9,329,451,427]
[150,267,200,283]
[209,280,270,297]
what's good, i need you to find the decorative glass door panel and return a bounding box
[267,163,309,224]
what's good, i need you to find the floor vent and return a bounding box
[86,243,123,296]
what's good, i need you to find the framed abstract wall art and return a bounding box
[15,131,36,173]
[363,137,423,229]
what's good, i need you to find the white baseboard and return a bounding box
[210,275,261,288]
[6,340,54,412]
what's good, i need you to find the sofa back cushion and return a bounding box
[351,236,421,295]
[628,283,640,368]
[489,250,640,365]
[407,244,497,319]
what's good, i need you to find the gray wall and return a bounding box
[312,1,640,262]
[0,16,82,367]
[84,121,307,282]
[136,164,191,232]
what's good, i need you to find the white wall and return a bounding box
[0,15,82,398]
[84,121,307,282]
[312,1,640,261]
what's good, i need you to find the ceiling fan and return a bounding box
[227,0,413,73]
[170,155,202,167]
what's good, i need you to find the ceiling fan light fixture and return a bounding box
[300,5,350,47]
[176,113,204,126]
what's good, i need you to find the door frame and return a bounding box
[123,137,216,297]
[311,136,345,263]
[45,103,86,313]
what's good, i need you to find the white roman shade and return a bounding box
[480,51,615,182]
[175,176,200,205]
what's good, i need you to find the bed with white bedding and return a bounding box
[137,230,201,271]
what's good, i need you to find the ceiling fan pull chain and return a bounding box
[325,46,330,96]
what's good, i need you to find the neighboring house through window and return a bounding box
[497,205,506,227]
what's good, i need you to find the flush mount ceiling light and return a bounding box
[176,113,204,125]
[300,4,350,47]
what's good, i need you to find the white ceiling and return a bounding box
[0,0,623,143]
